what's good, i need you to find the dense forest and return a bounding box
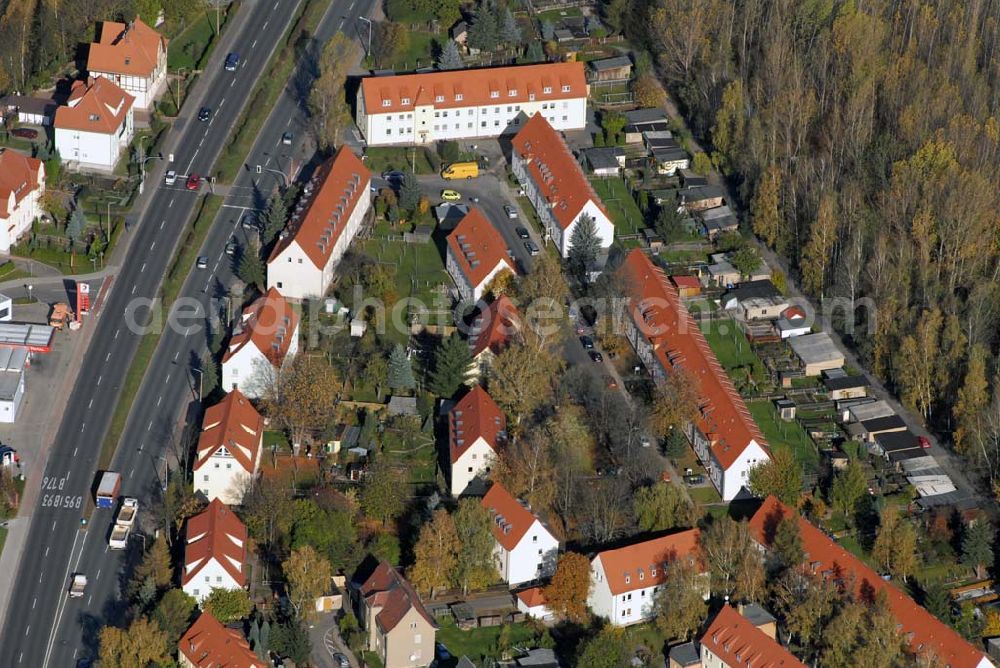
[0,0,200,93]
[616,0,1000,486]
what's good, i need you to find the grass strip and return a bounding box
[99,195,223,470]
[214,0,326,183]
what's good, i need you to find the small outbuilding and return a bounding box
[582,146,625,176]
[587,55,632,82]
[788,332,845,376]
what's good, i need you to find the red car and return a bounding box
[11,128,38,139]
[918,436,931,449]
[185,174,201,191]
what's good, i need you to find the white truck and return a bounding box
[108,497,138,549]
[68,574,87,598]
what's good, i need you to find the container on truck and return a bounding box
[68,574,87,597]
[115,497,138,528]
[95,471,121,509]
[109,524,130,550]
[441,161,479,180]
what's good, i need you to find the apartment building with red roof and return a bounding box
[749,496,993,668]
[86,17,168,110]
[0,150,45,253]
[699,605,805,668]
[356,62,588,146]
[221,288,299,398]
[267,147,372,299]
[448,385,505,496]
[178,611,265,668]
[54,77,134,171]
[481,482,559,586]
[193,389,264,505]
[445,208,515,303]
[356,562,437,668]
[511,113,615,258]
[587,528,707,626]
[619,249,770,501]
[467,295,521,379]
[181,499,248,604]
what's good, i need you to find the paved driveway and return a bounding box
[309,612,359,668]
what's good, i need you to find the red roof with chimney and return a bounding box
[511,113,609,231]
[469,295,521,359]
[620,249,768,469]
[194,389,264,474]
[749,496,990,668]
[449,385,505,464]
[88,16,167,78]
[591,529,702,595]
[481,482,544,552]
[222,288,298,366]
[54,77,134,134]
[182,499,248,587]
[446,208,514,291]
[701,605,806,667]
[0,150,43,219]
[179,611,265,668]
[360,562,436,633]
[268,146,370,269]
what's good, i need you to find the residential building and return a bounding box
[0,149,45,253]
[645,132,689,176]
[775,306,811,339]
[86,17,168,110]
[750,496,994,668]
[448,385,505,496]
[192,389,264,505]
[221,288,299,398]
[511,113,615,258]
[516,587,552,620]
[699,605,805,668]
[481,482,559,586]
[445,208,515,303]
[267,147,372,299]
[356,562,437,668]
[356,62,587,146]
[468,295,521,379]
[54,77,135,171]
[722,280,788,320]
[619,250,770,501]
[587,529,706,626]
[179,611,266,668]
[181,499,248,604]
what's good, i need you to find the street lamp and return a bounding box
[357,17,373,59]
[192,367,204,402]
[26,284,32,303]
[136,447,168,492]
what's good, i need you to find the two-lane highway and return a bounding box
[0,0,309,665]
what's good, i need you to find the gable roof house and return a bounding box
[86,17,168,110]
[0,150,45,253]
[445,208,515,303]
[193,389,265,505]
[619,249,770,501]
[181,499,248,604]
[178,611,266,668]
[699,605,806,668]
[467,295,521,379]
[356,562,437,668]
[511,113,615,258]
[221,288,299,398]
[678,185,725,212]
[449,385,506,496]
[481,482,559,586]
[587,529,707,626]
[705,252,772,288]
[587,55,632,82]
[722,280,788,320]
[54,77,134,172]
[267,147,372,300]
[750,496,994,668]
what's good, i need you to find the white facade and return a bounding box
[0,160,44,254]
[450,438,495,496]
[54,114,133,171]
[358,95,587,146]
[588,556,660,626]
[445,251,511,303]
[90,68,165,111]
[0,370,25,423]
[493,520,559,587]
[182,556,243,604]
[688,423,770,502]
[221,332,299,399]
[194,450,257,506]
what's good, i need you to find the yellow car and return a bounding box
[440,189,462,201]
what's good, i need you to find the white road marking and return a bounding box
[72,447,77,457]
[105,353,111,361]
[31,598,35,609]
[165,373,171,383]
[25,626,29,636]
[199,137,204,147]
[44,547,49,557]
[251,39,257,49]
[147,420,153,431]
[131,285,136,295]
[114,328,120,339]
[97,376,102,386]
[230,78,236,88]
[173,351,179,361]
[156,396,162,407]
[185,150,200,174]
[96,568,101,580]
[168,198,174,208]
[19,651,23,663]
[263,20,269,29]
[160,220,166,229]
[50,521,56,532]
[129,467,134,477]
[219,98,226,109]
[86,595,92,606]
[79,423,85,433]
[150,241,156,250]
[88,398,93,408]
[140,262,146,272]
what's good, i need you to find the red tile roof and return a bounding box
[702,605,805,668]
[447,207,514,291]
[670,275,700,290]
[516,586,547,608]
[194,389,264,475]
[222,288,298,366]
[179,611,265,668]
[449,385,505,464]
[469,295,521,359]
[749,496,990,668]
[481,482,544,552]
[360,562,436,633]
[268,146,370,269]
[620,249,768,469]
[88,17,167,78]
[592,529,702,595]
[182,499,248,587]
[511,113,609,231]
[360,62,586,115]
[0,150,42,218]
[54,77,134,134]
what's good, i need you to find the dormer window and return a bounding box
[435,95,444,102]
[455,93,463,101]
[561,84,571,92]
[528,93,535,101]
[624,574,631,584]
[490,91,499,99]
[382,99,391,107]
[543,86,552,94]
[638,571,644,580]
[401,97,411,105]
[508,89,517,96]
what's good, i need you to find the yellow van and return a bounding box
[441,161,479,180]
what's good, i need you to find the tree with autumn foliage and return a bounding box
[409,509,458,599]
[283,545,333,620]
[489,339,560,428]
[98,617,169,668]
[655,555,708,641]
[647,369,701,440]
[700,516,764,602]
[261,354,340,447]
[750,165,783,252]
[452,499,498,594]
[492,432,557,512]
[542,552,591,623]
[871,505,919,581]
[800,195,839,296]
[747,449,801,506]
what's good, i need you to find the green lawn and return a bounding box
[168,12,225,70]
[0,526,6,556]
[590,177,644,236]
[381,418,437,485]
[688,485,722,505]
[264,430,291,450]
[537,6,583,22]
[381,30,439,71]
[659,249,709,264]
[748,400,819,474]
[701,317,760,371]
[365,147,438,176]
[436,618,541,665]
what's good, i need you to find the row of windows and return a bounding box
[381,85,573,107]
[389,115,568,136]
